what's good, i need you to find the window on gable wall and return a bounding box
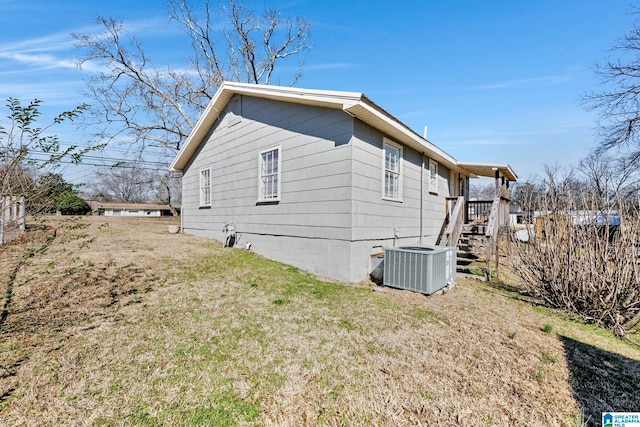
[429,159,438,194]
[200,167,211,207]
[383,139,402,200]
[258,146,280,201]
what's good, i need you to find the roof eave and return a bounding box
[170,82,364,172]
[170,83,513,180]
[345,99,458,169]
[457,162,519,181]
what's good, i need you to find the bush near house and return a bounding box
[511,188,640,338]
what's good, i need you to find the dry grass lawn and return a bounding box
[0,216,639,426]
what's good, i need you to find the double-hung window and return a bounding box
[258,146,280,201]
[382,139,402,201]
[429,159,438,194]
[200,167,211,207]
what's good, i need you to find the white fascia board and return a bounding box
[170,85,229,171]
[170,82,364,171]
[221,81,363,111]
[457,162,519,181]
[344,101,458,169]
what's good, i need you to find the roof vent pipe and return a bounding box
[423,126,428,139]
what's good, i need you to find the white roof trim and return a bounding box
[170,82,516,182]
[457,162,519,181]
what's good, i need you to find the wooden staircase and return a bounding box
[445,196,508,281]
[455,223,490,280]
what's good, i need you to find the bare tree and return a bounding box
[86,165,159,204]
[579,153,640,209]
[73,0,311,156]
[469,182,496,200]
[583,5,640,160]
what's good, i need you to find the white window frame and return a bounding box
[382,138,403,201]
[258,146,281,202]
[199,167,212,207]
[449,170,457,197]
[429,159,439,194]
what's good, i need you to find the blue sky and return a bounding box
[0,0,635,185]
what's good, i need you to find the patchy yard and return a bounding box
[0,216,638,426]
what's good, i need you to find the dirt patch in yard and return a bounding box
[0,215,638,426]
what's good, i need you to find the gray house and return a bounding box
[170,82,517,282]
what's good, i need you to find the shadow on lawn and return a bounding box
[560,335,640,425]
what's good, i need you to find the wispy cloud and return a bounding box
[0,33,73,52]
[0,30,78,73]
[0,15,178,71]
[0,52,77,70]
[473,75,571,90]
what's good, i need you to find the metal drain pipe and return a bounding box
[419,153,425,244]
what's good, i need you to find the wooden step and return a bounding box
[461,231,486,237]
[456,264,487,273]
[456,250,478,258]
[456,264,488,279]
[456,271,488,281]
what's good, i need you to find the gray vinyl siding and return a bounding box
[180,95,455,282]
[351,119,450,244]
[181,95,354,245]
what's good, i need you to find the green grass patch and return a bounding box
[541,352,557,363]
[408,306,449,324]
[185,395,261,426]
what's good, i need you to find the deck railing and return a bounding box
[485,197,501,242]
[445,196,465,246]
[444,194,511,280]
[466,200,493,223]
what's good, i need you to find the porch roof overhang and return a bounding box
[457,162,518,182]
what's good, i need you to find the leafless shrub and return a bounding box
[511,176,640,337]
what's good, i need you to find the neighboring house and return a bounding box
[87,201,179,217]
[509,204,523,226]
[170,82,517,282]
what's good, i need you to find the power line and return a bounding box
[19,149,172,167]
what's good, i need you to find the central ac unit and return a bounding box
[383,245,456,295]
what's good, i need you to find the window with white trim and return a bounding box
[429,159,438,194]
[258,146,280,201]
[200,167,211,207]
[382,139,402,200]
